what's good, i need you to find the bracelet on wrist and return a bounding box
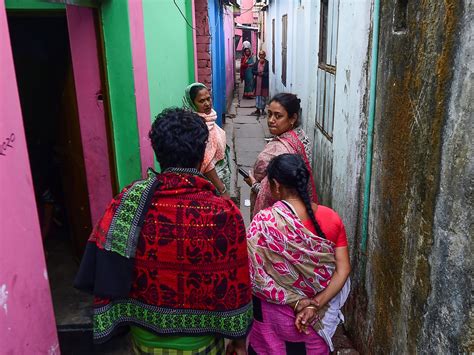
[293,299,301,313]
[219,185,227,194]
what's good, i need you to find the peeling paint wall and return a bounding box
[265,0,371,248]
[266,0,472,353]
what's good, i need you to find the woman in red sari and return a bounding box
[244,93,317,217]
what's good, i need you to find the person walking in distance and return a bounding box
[251,50,269,117]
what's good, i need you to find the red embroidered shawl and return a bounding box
[75,169,252,343]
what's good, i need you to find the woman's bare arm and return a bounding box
[204,168,229,198]
[313,246,351,307]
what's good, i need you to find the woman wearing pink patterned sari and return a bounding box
[244,93,317,217]
[246,154,351,355]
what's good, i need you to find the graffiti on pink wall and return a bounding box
[0,2,59,353]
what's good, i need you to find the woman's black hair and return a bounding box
[149,108,209,170]
[267,153,326,239]
[269,93,301,127]
[189,84,207,102]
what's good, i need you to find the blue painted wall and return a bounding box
[208,0,226,126]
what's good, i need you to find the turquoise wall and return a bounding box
[142,0,195,119]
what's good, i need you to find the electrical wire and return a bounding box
[173,0,196,30]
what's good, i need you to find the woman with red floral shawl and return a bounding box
[247,154,351,354]
[244,93,318,217]
[75,108,252,354]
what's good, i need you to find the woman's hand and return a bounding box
[291,297,317,313]
[295,306,320,334]
[243,170,256,187]
[226,339,247,355]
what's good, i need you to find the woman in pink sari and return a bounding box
[244,93,317,217]
[245,154,351,354]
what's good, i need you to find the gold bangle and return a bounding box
[304,306,317,310]
[293,299,301,312]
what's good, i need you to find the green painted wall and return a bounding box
[142,0,195,119]
[100,0,141,188]
[5,0,65,10]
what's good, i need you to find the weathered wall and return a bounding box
[419,2,473,352]
[266,0,472,353]
[265,0,371,247]
[350,1,472,353]
[194,0,212,88]
[0,1,59,352]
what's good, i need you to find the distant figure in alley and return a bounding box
[240,46,256,99]
[251,50,269,117]
[74,108,252,354]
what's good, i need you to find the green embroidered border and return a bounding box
[93,300,253,340]
[106,170,156,257]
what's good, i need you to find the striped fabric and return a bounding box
[132,337,225,355]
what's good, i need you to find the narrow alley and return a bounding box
[1,0,472,354]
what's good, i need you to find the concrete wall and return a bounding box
[265,0,371,246]
[351,2,472,353]
[266,0,473,353]
[0,1,59,352]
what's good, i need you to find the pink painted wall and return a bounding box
[235,0,255,51]
[0,2,59,353]
[128,0,154,177]
[66,5,114,224]
[223,6,235,108]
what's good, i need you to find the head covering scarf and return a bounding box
[182,83,226,176]
[183,82,207,112]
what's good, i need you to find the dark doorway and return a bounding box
[7,12,92,329]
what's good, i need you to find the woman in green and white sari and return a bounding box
[183,83,231,197]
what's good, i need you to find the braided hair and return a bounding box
[267,153,326,239]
